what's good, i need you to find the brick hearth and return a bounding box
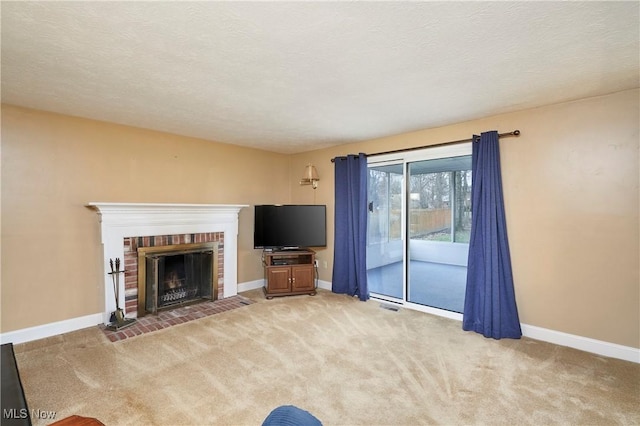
[101,294,253,342]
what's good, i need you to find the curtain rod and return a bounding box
[331,130,520,162]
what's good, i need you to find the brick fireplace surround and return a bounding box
[88,203,247,324]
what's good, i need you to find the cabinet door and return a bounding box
[291,265,315,292]
[267,267,291,293]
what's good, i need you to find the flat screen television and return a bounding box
[254,204,327,250]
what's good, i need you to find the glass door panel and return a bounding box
[407,156,471,312]
[366,163,404,300]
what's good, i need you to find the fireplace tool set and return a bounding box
[107,257,136,331]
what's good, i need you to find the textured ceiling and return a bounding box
[2,2,639,154]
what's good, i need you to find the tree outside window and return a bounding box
[409,157,472,243]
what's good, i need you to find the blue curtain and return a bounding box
[332,153,369,301]
[463,131,522,339]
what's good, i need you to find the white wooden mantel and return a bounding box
[87,203,248,324]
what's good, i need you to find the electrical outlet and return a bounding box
[323,260,328,269]
[314,260,319,267]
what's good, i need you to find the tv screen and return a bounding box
[254,205,327,250]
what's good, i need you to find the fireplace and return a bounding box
[123,232,224,318]
[87,203,247,324]
[138,242,219,315]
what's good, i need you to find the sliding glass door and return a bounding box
[366,162,404,300]
[366,144,472,313]
[407,156,471,312]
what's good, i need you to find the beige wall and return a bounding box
[290,89,639,348]
[2,88,639,349]
[1,105,290,332]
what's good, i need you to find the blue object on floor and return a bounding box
[262,405,322,426]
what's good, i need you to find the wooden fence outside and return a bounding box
[369,208,451,240]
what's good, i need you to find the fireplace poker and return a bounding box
[114,258,125,323]
[115,258,121,303]
[109,258,117,306]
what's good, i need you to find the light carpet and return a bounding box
[14,289,640,425]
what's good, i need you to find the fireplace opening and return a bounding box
[137,242,219,315]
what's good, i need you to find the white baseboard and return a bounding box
[237,279,265,293]
[317,279,332,291]
[521,324,639,363]
[0,313,103,345]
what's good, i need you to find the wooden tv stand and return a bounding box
[262,249,316,299]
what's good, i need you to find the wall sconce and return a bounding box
[300,163,320,189]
